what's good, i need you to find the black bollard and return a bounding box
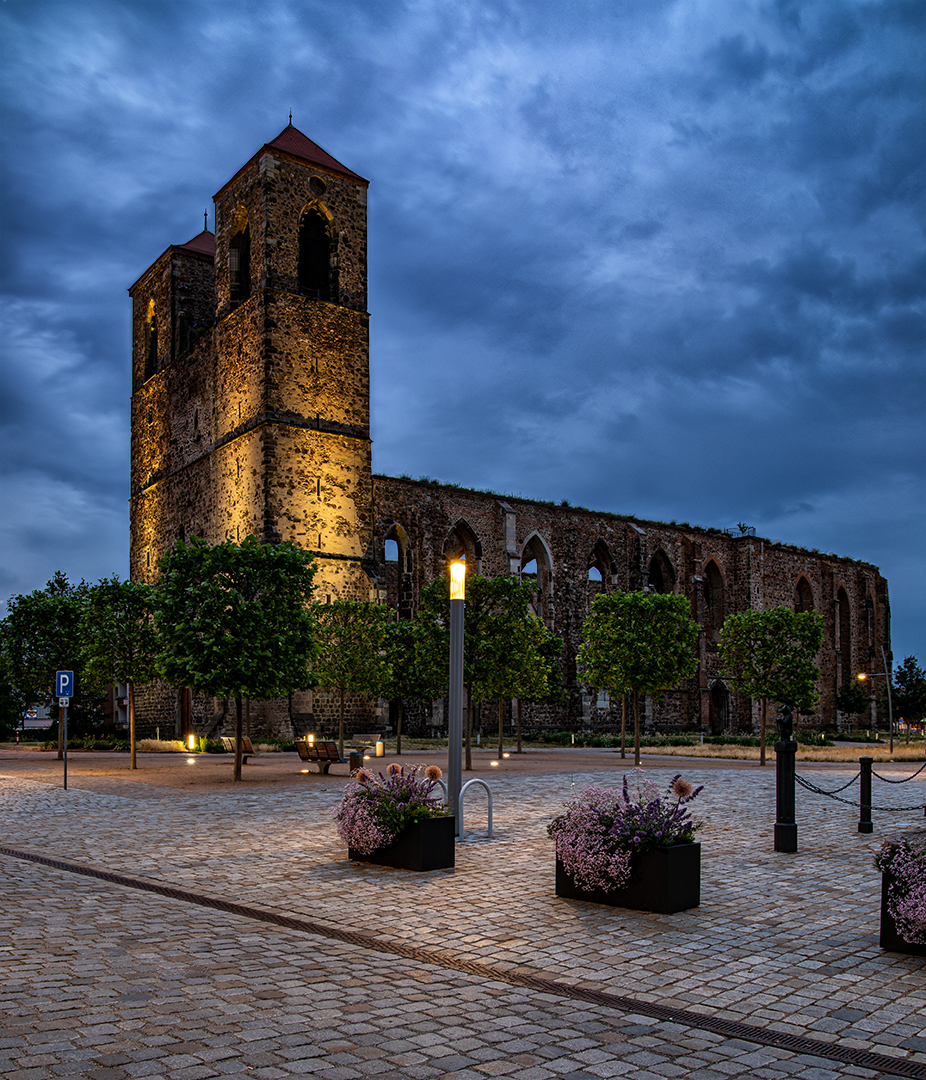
[858,756,873,834]
[774,739,798,852]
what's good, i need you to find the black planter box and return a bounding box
[349,816,455,871]
[880,870,926,956]
[556,842,700,914]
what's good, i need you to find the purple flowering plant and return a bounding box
[335,763,448,854]
[876,837,926,945]
[549,771,703,893]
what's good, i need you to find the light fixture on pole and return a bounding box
[858,644,895,753]
[448,560,465,837]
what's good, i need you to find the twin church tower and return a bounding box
[129,125,375,602]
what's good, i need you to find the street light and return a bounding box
[448,560,465,837]
[858,645,895,753]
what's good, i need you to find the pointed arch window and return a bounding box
[836,587,851,664]
[229,206,251,305]
[298,206,332,301]
[647,550,676,594]
[794,577,814,614]
[703,560,725,640]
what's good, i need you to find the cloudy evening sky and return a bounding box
[1,0,924,660]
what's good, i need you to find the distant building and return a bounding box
[128,126,890,740]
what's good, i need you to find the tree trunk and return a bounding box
[633,689,641,767]
[234,695,243,782]
[621,694,627,759]
[498,698,504,756]
[516,698,522,753]
[338,688,346,756]
[759,696,767,766]
[464,686,472,771]
[396,699,403,756]
[129,680,137,770]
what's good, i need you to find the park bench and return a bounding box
[221,736,256,763]
[295,739,361,775]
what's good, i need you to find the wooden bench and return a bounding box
[295,739,361,775]
[221,736,255,763]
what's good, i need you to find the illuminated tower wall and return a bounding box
[129,126,374,604]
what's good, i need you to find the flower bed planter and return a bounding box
[556,842,700,913]
[880,870,926,956]
[349,815,455,872]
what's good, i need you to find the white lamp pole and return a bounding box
[448,561,465,837]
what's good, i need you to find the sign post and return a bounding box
[55,671,73,791]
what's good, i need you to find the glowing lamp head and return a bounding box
[857,672,867,681]
[187,734,196,750]
[449,560,466,600]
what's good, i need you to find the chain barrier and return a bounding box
[871,760,926,784]
[794,773,860,807]
[795,766,924,814]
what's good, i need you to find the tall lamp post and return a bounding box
[858,644,894,753]
[448,560,465,837]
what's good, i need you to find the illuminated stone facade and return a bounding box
[129,127,891,740]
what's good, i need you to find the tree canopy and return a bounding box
[81,576,159,768]
[313,599,392,753]
[578,590,700,765]
[893,655,926,726]
[155,536,317,778]
[719,606,823,764]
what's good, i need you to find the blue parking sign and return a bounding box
[55,670,74,697]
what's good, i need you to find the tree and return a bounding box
[719,607,823,765]
[380,617,448,755]
[313,600,392,755]
[80,576,159,769]
[155,536,317,780]
[2,572,90,758]
[514,627,566,752]
[835,681,871,727]
[578,591,700,766]
[416,574,552,767]
[892,656,926,742]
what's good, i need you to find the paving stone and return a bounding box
[2,764,924,1080]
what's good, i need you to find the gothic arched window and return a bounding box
[794,576,814,614]
[703,560,725,640]
[648,550,676,594]
[298,207,332,301]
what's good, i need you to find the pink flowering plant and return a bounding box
[335,763,448,854]
[876,837,926,945]
[549,771,703,893]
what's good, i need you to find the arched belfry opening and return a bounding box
[229,206,251,305]
[144,299,158,381]
[648,549,676,594]
[298,204,334,302]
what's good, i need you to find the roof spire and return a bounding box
[204,208,208,232]
[288,108,293,126]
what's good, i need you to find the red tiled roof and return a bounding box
[266,124,367,183]
[176,230,215,256]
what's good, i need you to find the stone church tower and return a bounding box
[128,125,374,604]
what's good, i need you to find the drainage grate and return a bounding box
[3,844,924,1080]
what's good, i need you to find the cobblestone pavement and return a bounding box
[2,759,924,1079]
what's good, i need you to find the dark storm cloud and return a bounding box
[1,0,923,656]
